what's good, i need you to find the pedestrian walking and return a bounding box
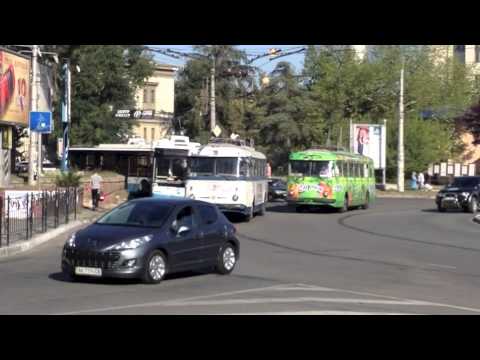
[91,172,103,211]
[418,172,425,190]
[411,172,418,190]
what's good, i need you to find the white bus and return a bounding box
[185,138,268,221]
[151,135,200,198]
[69,135,200,199]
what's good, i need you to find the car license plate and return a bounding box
[75,267,102,277]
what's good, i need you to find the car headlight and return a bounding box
[461,192,470,198]
[108,235,153,250]
[66,233,76,248]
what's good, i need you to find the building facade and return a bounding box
[130,63,177,144]
[429,45,480,75]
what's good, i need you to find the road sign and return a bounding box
[30,111,53,133]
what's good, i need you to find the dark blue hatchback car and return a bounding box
[62,198,239,284]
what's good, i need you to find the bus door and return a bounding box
[346,161,354,206]
[353,162,363,205]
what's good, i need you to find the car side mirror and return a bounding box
[177,226,190,237]
[171,220,179,233]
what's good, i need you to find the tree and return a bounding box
[45,45,155,146]
[254,62,320,171]
[174,45,253,143]
[387,116,454,178]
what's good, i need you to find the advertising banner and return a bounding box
[0,50,31,126]
[351,123,386,169]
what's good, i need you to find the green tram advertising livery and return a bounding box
[287,148,376,212]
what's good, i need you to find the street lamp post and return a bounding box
[61,60,71,172]
[398,60,405,193]
[28,45,39,186]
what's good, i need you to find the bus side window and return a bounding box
[335,161,341,177]
[364,164,369,178]
[240,158,249,177]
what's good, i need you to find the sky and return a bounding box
[149,45,306,73]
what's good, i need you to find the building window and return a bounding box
[143,85,156,108]
[454,45,466,63]
[151,128,155,141]
[143,127,147,140]
[476,45,480,63]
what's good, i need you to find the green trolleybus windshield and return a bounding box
[290,160,334,178]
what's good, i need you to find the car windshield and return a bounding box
[96,202,173,228]
[450,177,480,188]
[271,180,286,188]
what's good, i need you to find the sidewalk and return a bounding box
[0,189,128,259]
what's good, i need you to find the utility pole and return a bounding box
[28,45,39,186]
[397,60,405,193]
[61,60,71,172]
[210,53,216,133]
[383,119,387,188]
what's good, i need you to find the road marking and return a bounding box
[53,283,296,315]
[425,263,457,270]
[164,297,431,307]
[227,311,416,315]
[295,283,480,313]
[54,282,480,315]
[271,286,337,292]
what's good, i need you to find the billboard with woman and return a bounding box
[0,50,31,126]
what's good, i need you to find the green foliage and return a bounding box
[45,45,155,146]
[175,45,254,140]
[55,171,82,188]
[386,117,454,179]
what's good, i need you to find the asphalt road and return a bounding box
[2,198,480,315]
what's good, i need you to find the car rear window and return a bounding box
[97,202,173,228]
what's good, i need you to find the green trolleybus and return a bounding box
[287,147,376,212]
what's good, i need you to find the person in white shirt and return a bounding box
[91,172,103,210]
[418,172,425,190]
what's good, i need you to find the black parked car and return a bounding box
[61,198,239,284]
[268,179,287,201]
[436,176,480,213]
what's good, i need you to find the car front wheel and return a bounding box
[143,250,167,284]
[468,197,478,214]
[216,244,237,275]
[438,204,446,212]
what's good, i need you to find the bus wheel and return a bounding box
[258,202,266,216]
[245,203,254,222]
[338,196,349,213]
[361,192,370,210]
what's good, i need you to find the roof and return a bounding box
[154,63,178,73]
[196,142,266,159]
[290,149,373,162]
[130,197,214,207]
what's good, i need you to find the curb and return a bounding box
[0,214,98,259]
